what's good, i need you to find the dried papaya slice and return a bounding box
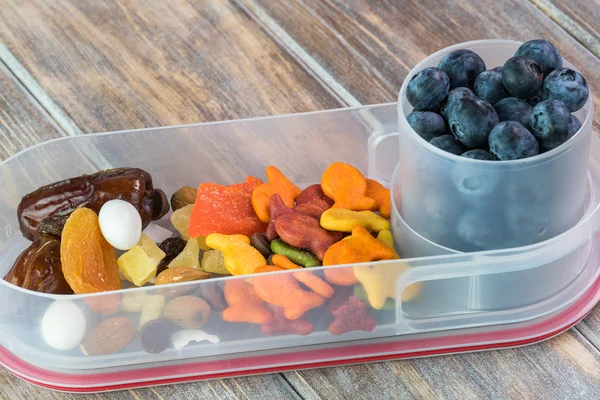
[188,176,267,237]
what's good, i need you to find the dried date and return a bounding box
[17,168,169,240]
[4,235,73,294]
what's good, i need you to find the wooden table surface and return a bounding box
[0,0,599,398]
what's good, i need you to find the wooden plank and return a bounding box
[247,0,600,117]
[283,330,600,400]
[0,0,340,134]
[0,368,302,400]
[530,0,600,58]
[0,62,63,161]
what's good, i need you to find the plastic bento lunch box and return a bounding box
[0,40,599,393]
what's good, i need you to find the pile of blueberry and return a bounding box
[406,39,589,160]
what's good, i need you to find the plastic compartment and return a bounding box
[395,40,594,252]
[0,103,600,386]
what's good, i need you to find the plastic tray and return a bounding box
[1,103,600,392]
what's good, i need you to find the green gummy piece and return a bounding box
[353,284,395,311]
[269,239,321,268]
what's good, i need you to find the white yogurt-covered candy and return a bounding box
[99,200,142,251]
[172,329,220,350]
[41,301,86,350]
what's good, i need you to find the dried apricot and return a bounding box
[60,208,121,294]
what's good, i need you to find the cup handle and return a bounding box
[367,125,399,187]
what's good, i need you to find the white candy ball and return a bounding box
[41,301,86,350]
[99,200,142,251]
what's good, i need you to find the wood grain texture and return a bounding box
[0,63,63,161]
[248,0,600,121]
[0,367,301,399]
[0,0,340,134]
[284,330,600,400]
[530,0,600,58]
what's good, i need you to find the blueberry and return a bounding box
[488,121,539,160]
[570,114,582,136]
[456,211,501,250]
[452,163,499,203]
[542,68,589,112]
[526,91,542,107]
[530,100,573,150]
[419,193,461,242]
[473,70,510,105]
[440,87,475,121]
[494,97,532,129]
[437,49,486,89]
[429,134,467,155]
[502,56,544,99]
[507,206,550,244]
[461,149,495,160]
[492,66,503,73]
[407,111,446,141]
[448,97,499,148]
[407,67,450,110]
[515,39,562,77]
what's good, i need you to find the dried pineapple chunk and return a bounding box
[138,233,166,264]
[117,246,157,286]
[167,237,200,269]
[201,250,228,275]
[171,204,193,241]
[170,205,210,250]
[139,295,165,328]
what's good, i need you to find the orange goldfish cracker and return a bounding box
[366,179,391,219]
[206,234,266,275]
[323,267,358,286]
[321,162,376,211]
[222,280,273,324]
[255,265,285,273]
[292,271,334,298]
[252,167,302,223]
[189,176,267,237]
[272,254,303,270]
[323,225,394,286]
[250,273,324,320]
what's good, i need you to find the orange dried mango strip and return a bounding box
[222,280,273,324]
[189,176,267,238]
[366,179,391,219]
[252,166,302,223]
[323,225,394,286]
[272,254,303,270]
[321,162,376,211]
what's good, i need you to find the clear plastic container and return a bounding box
[395,40,594,252]
[0,102,599,391]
